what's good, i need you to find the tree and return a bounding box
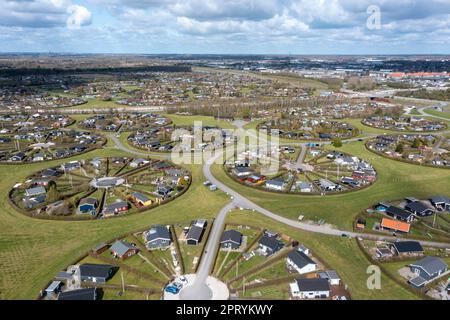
[332,138,343,148]
[46,181,61,203]
[395,143,404,153]
[412,138,421,148]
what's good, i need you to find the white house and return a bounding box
[290,278,330,299]
[287,250,317,275]
[265,179,285,191]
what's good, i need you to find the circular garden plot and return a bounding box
[362,116,447,132]
[0,129,105,163]
[366,134,450,168]
[257,118,358,141]
[128,125,235,152]
[225,144,377,195]
[10,157,190,219]
[78,113,171,132]
[0,113,73,134]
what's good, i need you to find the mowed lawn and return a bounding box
[211,139,450,229]
[225,210,418,300]
[0,148,230,299]
[424,108,450,120]
[163,113,235,129]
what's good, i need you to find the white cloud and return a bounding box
[66,5,92,29]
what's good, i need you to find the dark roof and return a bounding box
[110,240,135,257]
[58,288,97,300]
[220,230,243,244]
[79,197,98,206]
[287,250,316,269]
[392,241,423,254]
[103,201,128,212]
[296,278,330,292]
[146,225,171,242]
[186,225,204,242]
[430,195,450,205]
[405,201,433,214]
[410,256,448,276]
[386,206,413,219]
[79,263,115,279]
[409,276,427,288]
[259,235,282,251]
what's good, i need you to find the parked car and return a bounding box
[165,286,180,294]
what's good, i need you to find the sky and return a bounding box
[1,0,450,54]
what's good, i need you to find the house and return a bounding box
[340,177,360,188]
[154,161,172,170]
[232,166,254,177]
[61,161,80,171]
[32,152,45,162]
[110,240,138,260]
[220,230,243,250]
[157,185,174,198]
[319,179,337,191]
[409,256,448,287]
[58,288,97,300]
[386,206,415,223]
[41,168,61,178]
[381,218,410,233]
[258,234,283,256]
[79,263,116,283]
[265,179,285,191]
[376,246,394,259]
[298,182,312,193]
[78,197,98,214]
[286,250,317,275]
[405,201,435,217]
[102,201,129,217]
[246,175,266,185]
[391,241,424,257]
[92,242,109,255]
[430,195,450,211]
[25,186,46,197]
[318,270,341,285]
[131,191,152,207]
[290,278,331,299]
[130,158,149,168]
[9,152,26,162]
[45,281,63,297]
[23,193,47,208]
[186,220,207,245]
[144,225,172,250]
[31,178,51,187]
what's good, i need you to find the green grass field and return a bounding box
[424,108,450,120]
